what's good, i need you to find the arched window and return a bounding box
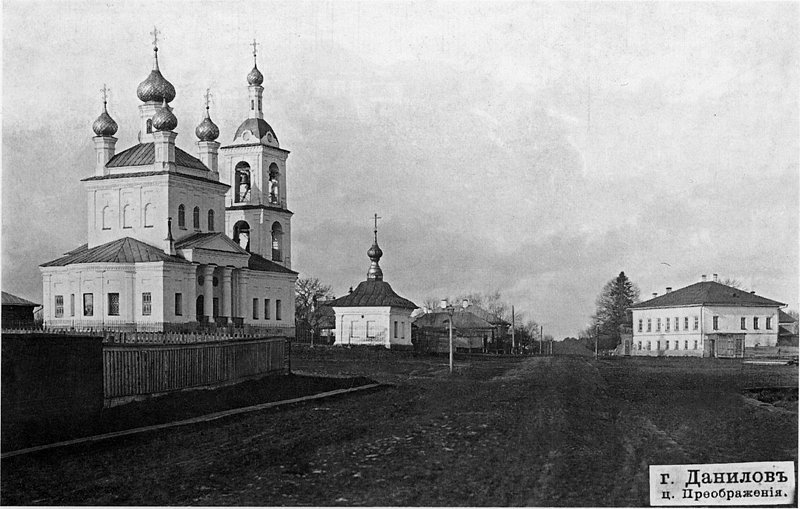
[268,163,280,204]
[143,203,153,228]
[146,119,153,134]
[177,204,186,229]
[233,220,250,251]
[234,162,251,202]
[123,204,133,228]
[102,206,112,230]
[271,221,283,262]
[207,209,215,231]
[193,206,200,229]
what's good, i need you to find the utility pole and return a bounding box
[540,325,543,355]
[511,305,516,354]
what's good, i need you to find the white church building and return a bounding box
[40,36,297,332]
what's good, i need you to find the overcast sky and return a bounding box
[2,1,798,338]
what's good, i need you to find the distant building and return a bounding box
[778,310,798,346]
[629,276,785,358]
[1,292,40,327]
[413,308,494,353]
[38,37,296,331]
[329,220,417,349]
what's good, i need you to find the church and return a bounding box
[40,34,297,332]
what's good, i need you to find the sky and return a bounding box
[2,1,798,339]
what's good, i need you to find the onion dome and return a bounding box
[247,65,264,86]
[92,100,118,137]
[152,99,178,132]
[195,107,220,141]
[366,231,384,282]
[137,47,176,103]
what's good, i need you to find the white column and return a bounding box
[221,266,233,324]
[238,269,249,321]
[203,264,216,323]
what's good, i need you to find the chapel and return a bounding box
[40,34,297,332]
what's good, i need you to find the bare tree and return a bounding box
[719,277,744,289]
[295,276,334,327]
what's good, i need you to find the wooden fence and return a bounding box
[103,337,287,406]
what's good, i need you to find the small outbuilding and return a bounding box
[2,291,40,327]
[413,309,495,353]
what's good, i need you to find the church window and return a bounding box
[146,119,153,134]
[253,298,259,319]
[175,293,183,316]
[142,292,152,316]
[102,206,112,230]
[193,206,200,230]
[394,321,398,338]
[233,220,250,251]
[276,299,282,321]
[207,210,215,231]
[268,163,280,204]
[234,162,251,203]
[123,205,133,229]
[264,299,270,320]
[55,295,64,318]
[108,293,120,316]
[271,221,283,261]
[144,204,154,228]
[178,204,186,229]
[83,293,94,316]
[258,98,262,110]
[70,294,75,316]
[251,99,254,110]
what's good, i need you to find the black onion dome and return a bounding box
[367,242,383,260]
[137,49,176,103]
[92,103,118,136]
[195,110,220,141]
[247,65,264,86]
[152,101,178,131]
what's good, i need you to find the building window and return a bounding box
[684,317,689,330]
[753,317,759,330]
[264,299,270,320]
[694,340,698,350]
[741,317,747,330]
[83,293,94,316]
[638,319,643,332]
[656,318,661,332]
[268,163,280,204]
[123,205,133,228]
[175,293,183,316]
[144,203,154,228]
[178,204,186,229]
[394,321,398,338]
[367,320,376,338]
[647,319,652,332]
[276,299,282,320]
[193,207,200,230]
[55,295,64,317]
[102,206,112,230]
[665,318,670,332]
[207,210,215,231]
[674,317,679,331]
[70,294,75,316]
[142,292,152,316]
[694,316,699,330]
[713,316,719,330]
[234,162,251,202]
[108,293,120,316]
[233,220,250,252]
[271,222,283,262]
[253,298,259,319]
[656,340,661,350]
[637,341,642,350]
[684,340,688,350]
[674,340,679,350]
[402,322,406,339]
[766,317,772,329]
[647,341,651,350]
[146,118,153,133]
[665,340,669,350]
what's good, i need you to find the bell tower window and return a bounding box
[268,163,280,205]
[193,206,201,230]
[178,204,186,229]
[233,220,251,251]
[271,221,283,262]
[102,206,112,230]
[144,203,154,228]
[208,209,215,231]
[146,118,153,134]
[234,162,251,203]
[123,204,133,229]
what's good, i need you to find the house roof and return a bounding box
[462,303,510,326]
[630,281,785,309]
[247,252,298,274]
[779,309,798,324]
[41,237,189,266]
[413,310,494,331]
[328,280,417,309]
[105,142,209,171]
[2,291,39,307]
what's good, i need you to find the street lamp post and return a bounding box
[441,299,455,374]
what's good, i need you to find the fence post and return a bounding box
[284,338,291,375]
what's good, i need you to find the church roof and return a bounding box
[106,142,209,171]
[174,232,249,255]
[247,252,298,274]
[413,310,494,331]
[328,280,417,309]
[40,237,189,267]
[233,118,279,144]
[630,281,785,309]
[2,291,39,307]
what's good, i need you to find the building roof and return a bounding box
[328,280,417,309]
[462,303,510,326]
[82,170,229,189]
[174,232,249,255]
[1,291,39,307]
[233,118,279,144]
[630,281,785,310]
[779,309,798,324]
[105,142,209,171]
[247,252,298,274]
[41,237,189,266]
[413,310,494,331]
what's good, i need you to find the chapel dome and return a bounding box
[136,48,176,103]
[152,101,178,131]
[247,65,264,86]
[195,112,220,141]
[92,103,118,136]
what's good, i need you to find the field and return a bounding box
[1,347,796,506]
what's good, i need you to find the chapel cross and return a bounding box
[150,26,161,49]
[101,84,109,104]
[251,38,259,59]
[373,213,382,238]
[204,88,212,110]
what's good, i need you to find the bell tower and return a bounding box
[220,40,292,268]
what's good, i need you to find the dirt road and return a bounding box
[2,354,796,506]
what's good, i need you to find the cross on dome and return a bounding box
[204,88,212,110]
[373,213,382,241]
[101,84,109,104]
[251,38,259,61]
[150,26,161,50]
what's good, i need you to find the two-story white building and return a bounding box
[39,37,297,332]
[629,276,785,357]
